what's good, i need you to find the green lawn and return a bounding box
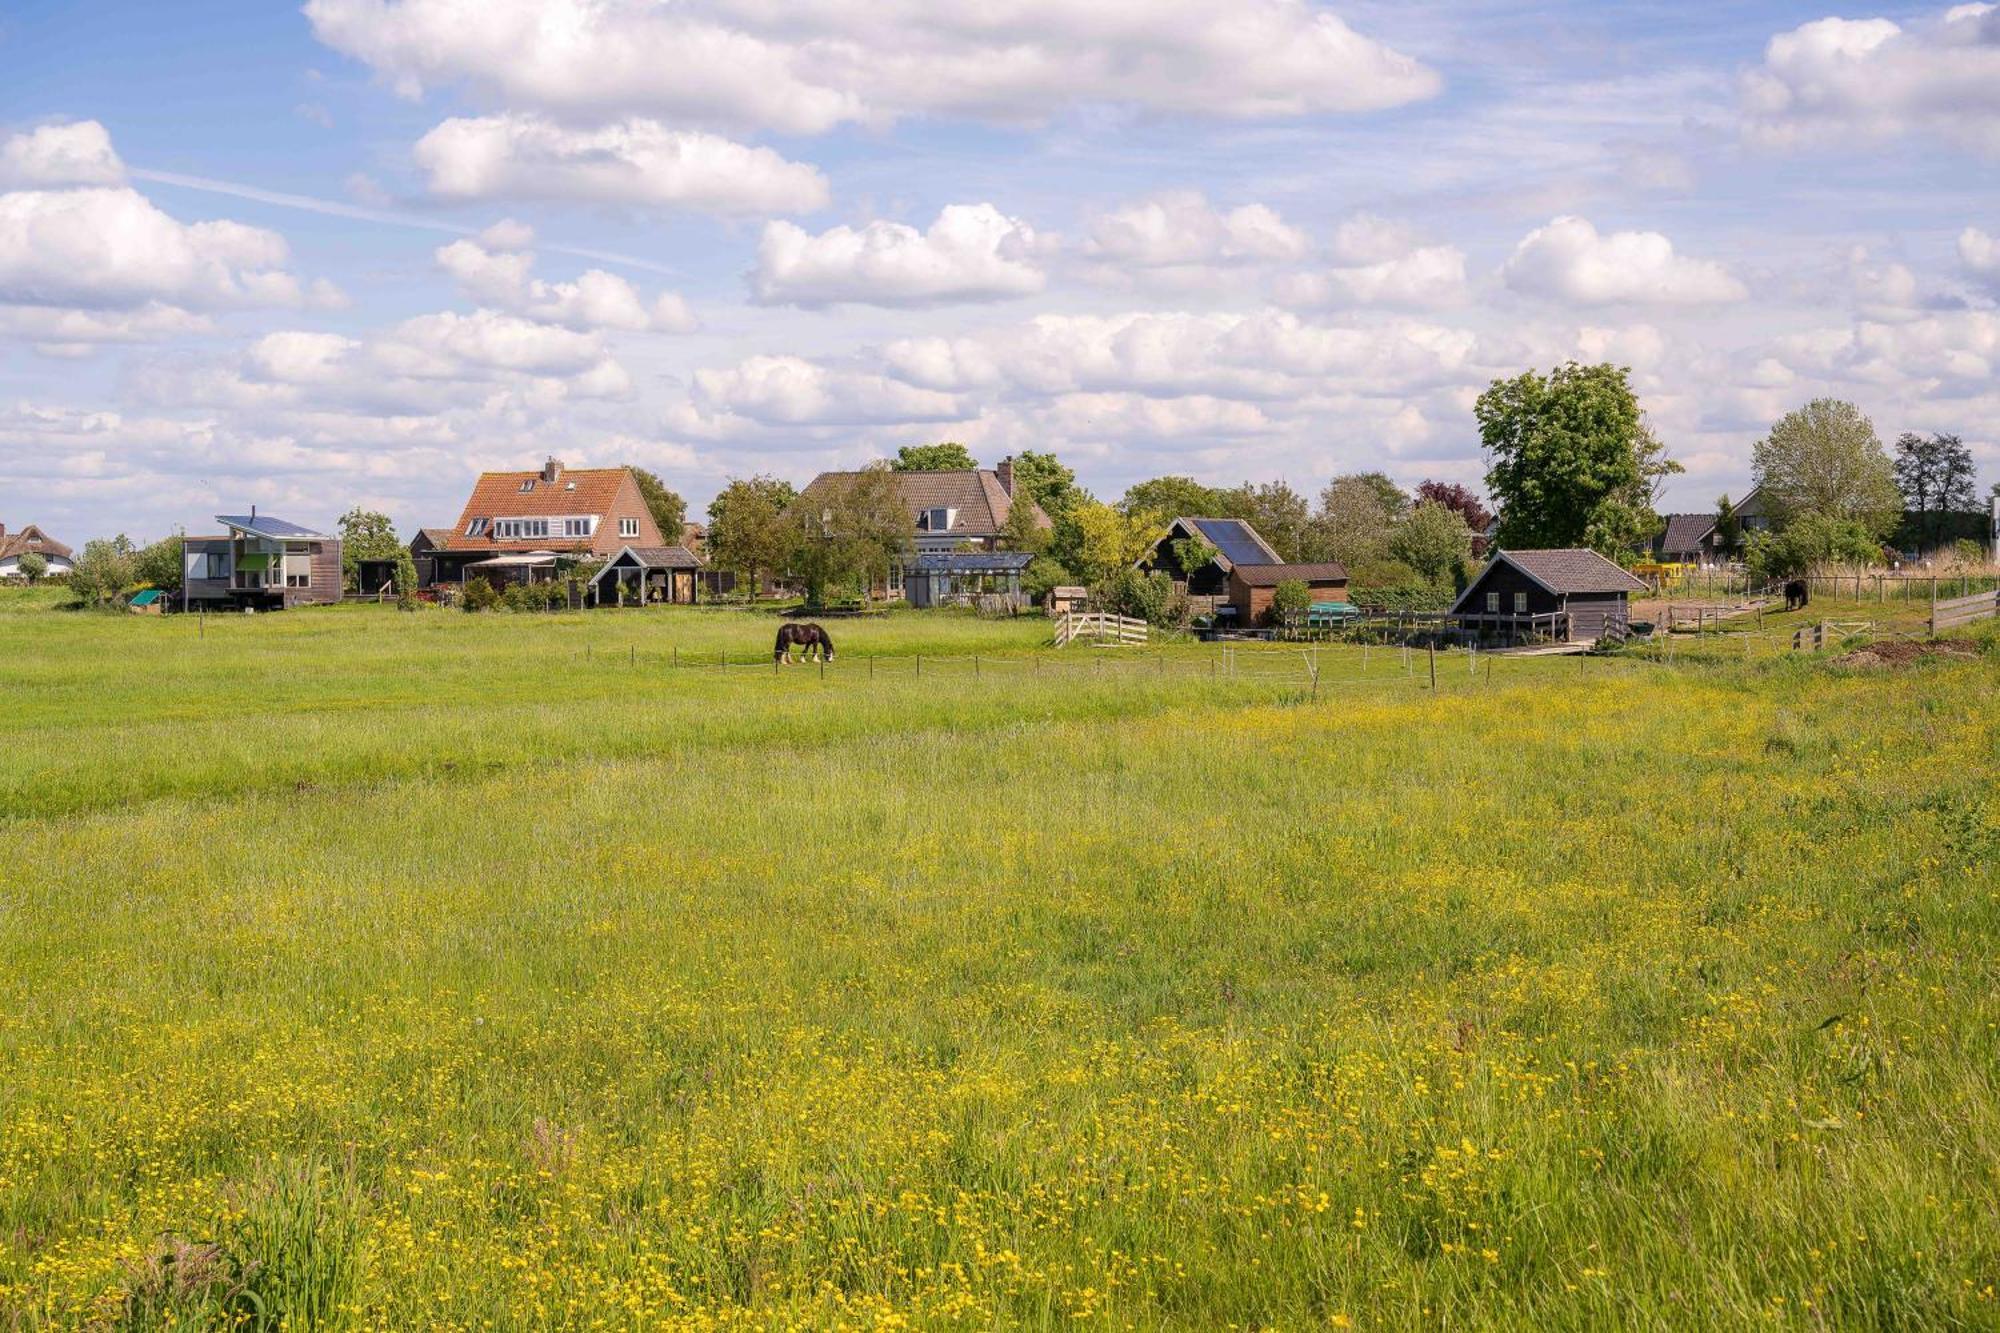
[1,596,1996,1329]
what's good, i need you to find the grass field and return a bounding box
[2,592,1997,1329]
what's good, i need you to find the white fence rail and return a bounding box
[1053,612,1149,648]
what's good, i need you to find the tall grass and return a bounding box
[0,601,1995,1327]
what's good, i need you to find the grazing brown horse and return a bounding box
[774,622,835,664]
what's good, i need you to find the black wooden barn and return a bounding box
[1449,548,1649,644]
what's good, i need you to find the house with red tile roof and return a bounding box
[422,458,673,589]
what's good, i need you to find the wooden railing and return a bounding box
[1931,588,2000,635]
[1445,611,1570,645]
[1053,612,1148,647]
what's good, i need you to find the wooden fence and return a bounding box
[1931,588,2000,635]
[1053,612,1148,648]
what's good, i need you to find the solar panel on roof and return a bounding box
[1193,519,1270,566]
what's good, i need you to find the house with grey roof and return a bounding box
[1449,548,1648,644]
[796,456,1050,600]
[182,510,342,611]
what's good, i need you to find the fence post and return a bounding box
[629,644,634,667]
[1428,641,1436,691]
[673,645,678,667]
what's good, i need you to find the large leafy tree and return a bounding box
[1891,431,1977,545]
[16,551,47,584]
[69,535,137,606]
[1714,494,1744,559]
[786,464,910,605]
[1388,500,1474,584]
[1119,475,1232,526]
[625,467,688,542]
[1752,399,1901,538]
[337,508,401,587]
[892,442,978,471]
[1313,473,1404,568]
[133,535,185,593]
[1413,480,1493,535]
[1065,500,1159,585]
[706,475,797,590]
[1477,362,1674,557]
[1219,479,1315,561]
[1007,449,1084,519]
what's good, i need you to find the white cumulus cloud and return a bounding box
[0,120,126,187]
[692,354,964,425]
[412,114,829,215]
[752,204,1046,307]
[1503,216,1747,306]
[306,0,1440,133]
[1741,6,2000,152]
[436,239,694,332]
[1084,191,1307,267]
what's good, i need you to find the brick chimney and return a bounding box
[542,456,564,485]
[996,455,1014,496]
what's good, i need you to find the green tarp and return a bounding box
[236,553,272,572]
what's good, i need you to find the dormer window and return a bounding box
[519,479,536,492]
[919,507,955,532]
[466,518,489,537]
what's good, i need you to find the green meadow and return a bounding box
[1,592,1996,1329]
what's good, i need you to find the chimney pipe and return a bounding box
[543,456,564,484]
[996,455,1014,496]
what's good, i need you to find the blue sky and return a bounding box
[4,0,1998,543]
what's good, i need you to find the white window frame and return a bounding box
[495,518,551,540]
[284,547,312,588]
[1484,591,1499,613]
[466,518,488,537]
[519,479,536,493]
[1513,591,1528,614]
[919,507,955,532]
[562,516,596,539]
[619,516,639,538]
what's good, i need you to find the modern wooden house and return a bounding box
[1654,513,1721,565]
[425,458,669,588]
[1140,517,1281,594]
[1227,562,1351,625]
[1450,548,1648,644]
[182,512,342,611]
[586,544,705,605]
[0,523,75,579]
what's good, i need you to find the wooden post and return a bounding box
[916,654,921,678]
[673,645,678,667]
[629,644,634,667]
[1428,641,1436,690]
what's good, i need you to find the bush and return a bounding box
[394,550,420,612]
[1348,558,1453,613]
[500,579,567,613]
[1745,514,1881,581]
[1022,554,1072,603]
[1269,577,1311,625]
[462,576,500,612]
[15,551,47,584]
[1091,567,1173,624]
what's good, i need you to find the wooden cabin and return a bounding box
[587,544,704,605]
[1449,548,1647,644]
[1226,562,1351,626]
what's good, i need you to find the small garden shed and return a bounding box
[1449,548,1648,643]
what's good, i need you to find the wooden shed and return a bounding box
[1449,548,1648,644]
[587,544,703,606]
[1226,562,1350,626]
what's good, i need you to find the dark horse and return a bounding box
[1784,578,1809,612]
[774,622,835,664]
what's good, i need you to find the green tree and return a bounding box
[1744,514,1882,581]
[133,535,185,593]
[1220,479,1315,561]
[1388,500,1473,585]
[1891,431,1977,546]
[1021,554,1073,602]
[337,508,401,588]
[69,535,137,606]
[892,442,978,471]
[395,549,420,611]
[1007,450,1084,519]
[625,467,688,543]
[1119,476,1230,526]
[1752,399,1901,538]
[16,551,47,584]
[1477,362,1673,555]
[1269,577,1311,625]
[1167,535,1220,585]
[786,463,910,606]
[997,494,1050,553]
[706,475,798,591]
[1066,500,1159,585]
[1313,474,1401,568]
[1714,494,1743,560]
